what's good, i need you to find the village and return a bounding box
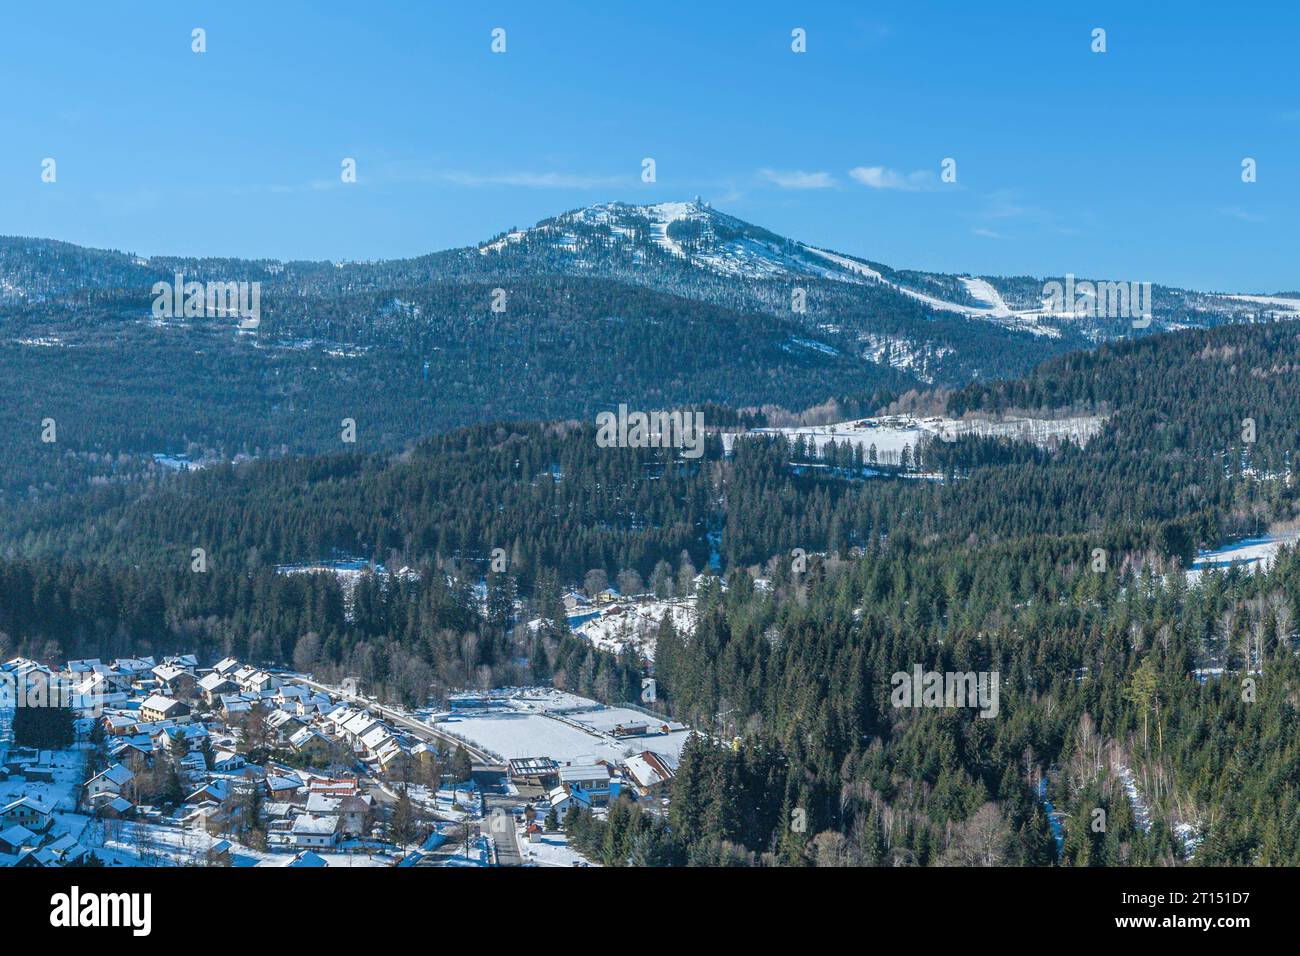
[0,639,692,869]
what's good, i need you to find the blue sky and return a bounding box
[3,1,1297,291]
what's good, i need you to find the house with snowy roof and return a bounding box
[152,663,197,696]
[623,751,679,797]
[139,694,191,724]
[0,797,53,832]
[198,671,238,703]
[285,849,328,867]
[85,763,135,800]
[289,727,334,761]
[212,657,242,676]
[290,813,341,849]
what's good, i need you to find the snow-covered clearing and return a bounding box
[721,414,1107,464]
[517,826,594,867]
[572,600,696,661]
[1185,532,1300,584]
[431,690,690,765]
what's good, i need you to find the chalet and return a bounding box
[266,774,306,801]
[409,741,441,773]
[0,797,53,832]
[264,802,295,822]
[241,670,282,694]
[111,657,157,677]
[93,795,135,820]
[152,663,197,696]
[290,813,341,849]
[275,684,310,706]
[340,709,380,741]
[372,738,408,773]
[612,720,650,738]
[163,654,199,672]
[212,657,242,677]
[15,846,59,868]
[295,692,333,717]
[359,724,396,757]
[185,780,231,807]
[622,751,678,797]
[289,727,333,761]
[0,825,36,854]
[546,785,589,818]
[198,672,238,703]
[219,694,255,716]
[306,792,372,835]
[85,763,135,800]
[102,713,139,736]
[151,723,209,754]
[109,740,153,766]
[267,708,304,734]
[139,695,191,724]
[211,750,247,773]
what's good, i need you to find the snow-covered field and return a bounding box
[432,690,690,764]
[721,414,1107,464]
[1185,533,1300,584]
[436,711,634,764]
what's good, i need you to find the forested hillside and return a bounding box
[3,318,1300,865]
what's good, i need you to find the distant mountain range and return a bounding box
[4,200,1296,388]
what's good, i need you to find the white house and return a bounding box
[290,813,341,848]
[85,763,135,800]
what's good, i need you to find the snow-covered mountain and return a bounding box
[474,199,1300,343]
[473,197,1300,343]
[477,200,1056,337]
[4,199,1298,390]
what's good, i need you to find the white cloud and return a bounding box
[848,166,934,191]
[758,168,837,189]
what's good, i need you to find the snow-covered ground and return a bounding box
[572,600,696,661]
[800,248,1061,337]
[1185,532,1300,584]
[958,276,1013,316]
[1220,293,1300,313]
[0,745,84,830]
[517,826,593,867]
[431,690,690,765]
[436,712,633,764]
[721,414,1107,465]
